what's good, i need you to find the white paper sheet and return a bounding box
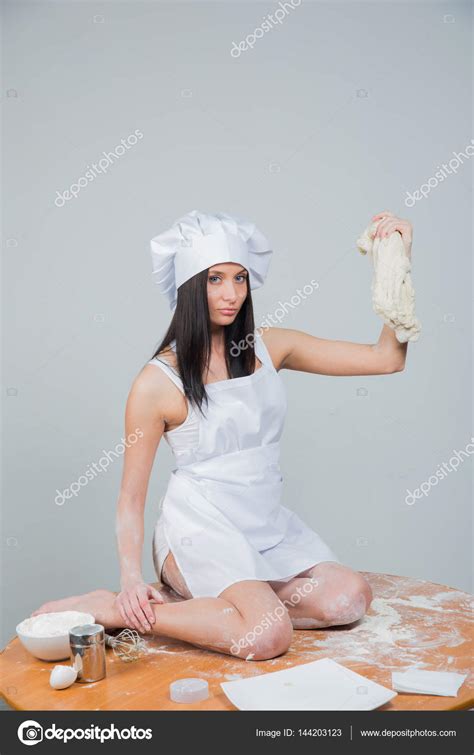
[220,658,397,711]
[391,669,467,697]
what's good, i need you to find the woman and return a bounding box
[31,209,411,661]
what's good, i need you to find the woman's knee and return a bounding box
[232,613,293,660]
[320,573,372,625]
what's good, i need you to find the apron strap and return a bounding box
[254,330,276,373]
[149,357,184,394]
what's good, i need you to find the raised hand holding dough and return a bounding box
[357,219,421,343]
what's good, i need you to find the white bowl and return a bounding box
[16,611,95,661]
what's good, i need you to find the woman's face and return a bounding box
[206,262,248,324]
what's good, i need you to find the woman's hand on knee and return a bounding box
[114,580,164,633]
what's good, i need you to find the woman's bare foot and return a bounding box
[29,581,184,632]
[30,589,125,630]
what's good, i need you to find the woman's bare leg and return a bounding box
[159,551,372,631]
[268,561,373,629]
[156,557,372,630]
[29,559,371,658]
[30,579,294,661]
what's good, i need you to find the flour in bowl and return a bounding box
[17,611,93,637]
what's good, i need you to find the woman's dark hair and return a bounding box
[149,267,257,418]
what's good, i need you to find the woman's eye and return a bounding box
[208,275,247,283]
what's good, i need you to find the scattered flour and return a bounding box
[297,593,470,671]
[387,592,473,613]
[122,581,472,682]
[17,611,93,637]
[143,644,195,655]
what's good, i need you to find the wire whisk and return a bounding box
[105,628,149,663]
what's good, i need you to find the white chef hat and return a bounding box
[150,210,273,311]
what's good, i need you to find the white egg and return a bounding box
[49,664,78,689]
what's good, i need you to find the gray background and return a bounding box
[2,0,472,667]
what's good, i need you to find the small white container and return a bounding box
[169,678,209,703]
[16,612,95,661]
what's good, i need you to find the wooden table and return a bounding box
[1,572,472,711]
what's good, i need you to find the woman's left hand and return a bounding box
[371,210,413,260]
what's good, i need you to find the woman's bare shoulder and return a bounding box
[130,351,181,418]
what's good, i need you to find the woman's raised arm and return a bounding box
[266,324,407,377]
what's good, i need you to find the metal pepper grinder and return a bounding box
[69,624,106,683]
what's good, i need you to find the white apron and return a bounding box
[150,330,340,598]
